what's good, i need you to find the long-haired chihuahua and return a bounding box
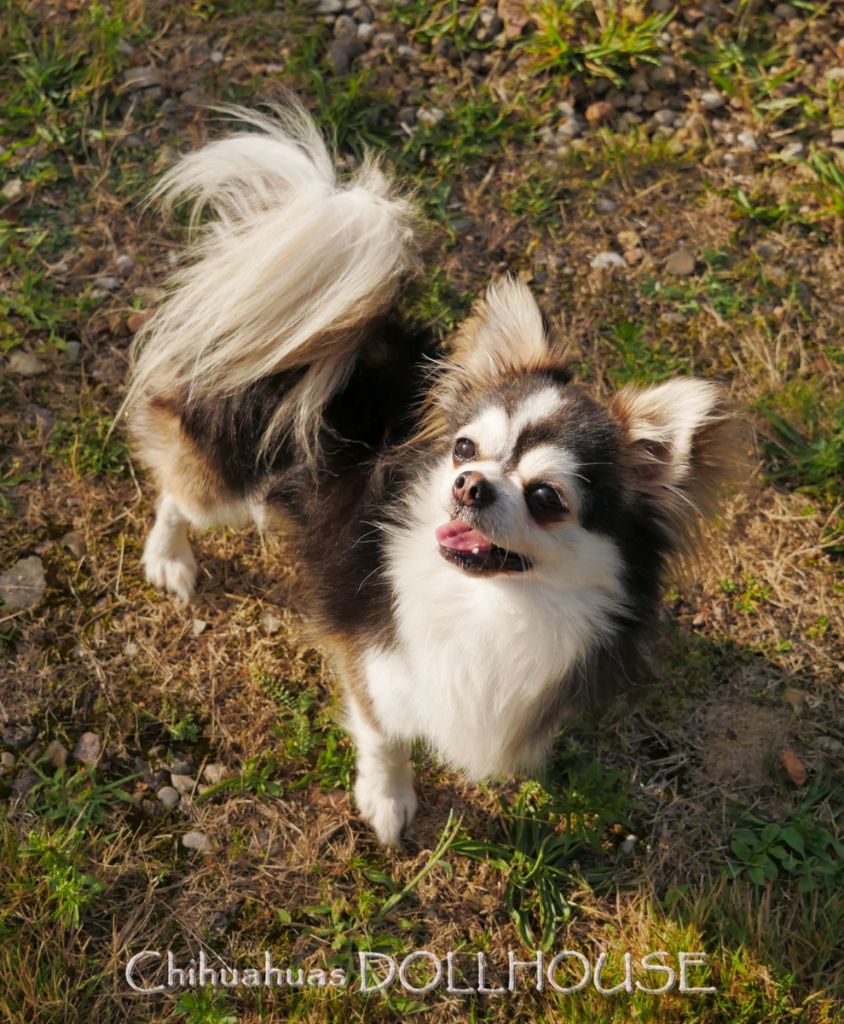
[125,105,741,845]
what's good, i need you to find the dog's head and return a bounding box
[420,278,743,590]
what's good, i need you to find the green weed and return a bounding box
[48,409,128,478]
[604,319,688,385]
[454,775,630,949]
[523,1,674,86]
[726,786,844,893]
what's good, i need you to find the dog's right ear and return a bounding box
[450,277,571,383]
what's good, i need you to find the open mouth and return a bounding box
[435,519,532,575]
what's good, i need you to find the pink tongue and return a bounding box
[435,519,494,553]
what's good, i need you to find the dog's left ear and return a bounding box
[610,379,744,547]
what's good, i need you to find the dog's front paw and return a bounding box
[355,773,417,847]
[142,537,198,603]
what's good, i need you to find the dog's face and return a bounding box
[433,378,627,588]
[419,279,740,591]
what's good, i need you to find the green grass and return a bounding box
[522,0,674,85]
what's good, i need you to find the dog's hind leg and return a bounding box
[142,493,198,603]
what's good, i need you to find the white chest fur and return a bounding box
[367,521,625,779]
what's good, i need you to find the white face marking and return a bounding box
[459,405,510,462]
[510,386,565,437]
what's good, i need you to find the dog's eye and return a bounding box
[453,437,477,462]
[526,483,569,519]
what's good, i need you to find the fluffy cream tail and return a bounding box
[125,105,420,461]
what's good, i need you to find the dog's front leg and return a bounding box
[346,696,417,847]
[142,493,198,603]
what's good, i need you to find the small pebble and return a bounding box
[170,757,193,775]
[8,351,45,376]
[123,640,139,656]
[2,178,24,202]
[665,249,696,276]
[203,762,226,785]
[94,276,120,292]
[653,108,675,127]
[0,556,46,609]
[585,100,614,126]
[596,197,617,213]
[817,736,843,753]
[333,14,356,37]
[826,67,844,82]
[831,128,844,146]
[192,618,207,636]
[74,732,101,766]
[417,107,445,128]
[171,773,195,795]
[157,785,180,809]
[64,340,81,361]
[779,141,804,159]
[590,251,626,269]
[1,751,16,769]
[621,834,638,855]
[126,309,154,333]
[115,253,134,276]
[182,830,212,853]
[122,66,163,91]
[63,531,87,558]
[43,740,68,768]
[617,229,641,249]
[1,724,35,749]
[317,0,343,11]
[737,129,758,151]
[210,49,224,64]
[357,21,374,40]
[700,90,725,111]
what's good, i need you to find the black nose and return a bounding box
[453,471,495,508]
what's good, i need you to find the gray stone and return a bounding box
[590,251,626,270]
[832,128,844,146]
[355,4,373,22]
[774,2,796,16]
[73,732,101,766]
[11,767,39,799]
[0,556,46,610]
[1,751,16,769]
[64,341,81,361]
[157,785,180,809]
[43,739,68,768]
[63,531,87,558]
[700,90,725,111]
[596,197,618,213]
[115,253,134,276]
[328,37,362,73]
[317,0,343,10]
[203,762,226,785]
[210,49,224,64]
[621,834,638,855]
[170,757,193,775]
[357,21,374,40]
[333,14,356,37]
[2,724,35,749]
[653,108,675,126]
[737,129,758,151]
[171,773,195,795]
[94,275,120,292]
[2,178,23,202]
[373,32,396,48]
[182,829,212,853]
[122,66,164,91]
[8,351,45,376]
[417,107,445,127]
[665,249,696,276]
[779,141,804,159]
